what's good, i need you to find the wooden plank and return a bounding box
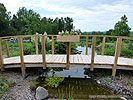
[118,37,122,57]
[42,35,46,69]
[112,37,121,76]
[90,36,96,71]
[66,42,70,69]
[86,36,88,55]
[0,41,4,71]
[102,36,106,55]
[35,35,38,55]
[52,36,54,55]
[18,37,25,76]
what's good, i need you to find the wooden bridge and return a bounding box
[0,35,133,78]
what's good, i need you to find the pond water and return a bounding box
[76,46,97,55]
[36,67,120,100]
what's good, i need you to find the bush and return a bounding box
[45,75,64,88]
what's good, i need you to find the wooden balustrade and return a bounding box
[90,36,96,71]
[18,37,25,77]
[52,36,54,55]
[42,35,46,69]
[112,37,121,76]
[0,41,4,71]
[102,36,106,55]
[35,35,38,55]
[0,35,133,77]
[86,36,88,55]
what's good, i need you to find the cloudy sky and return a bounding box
[0,0,133,32]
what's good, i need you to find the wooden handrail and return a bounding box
[0,34,133,77]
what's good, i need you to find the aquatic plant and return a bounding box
[45,75,64,88]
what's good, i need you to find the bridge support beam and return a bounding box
[90,36,96,71]
[18,37,26,78]
[112,37,121,76]
[0,41,4,71]
[86,36,88,55]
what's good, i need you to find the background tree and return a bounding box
[111,15,131,36]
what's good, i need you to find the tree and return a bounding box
[111,15,131,36]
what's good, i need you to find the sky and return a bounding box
[0,0,133,32]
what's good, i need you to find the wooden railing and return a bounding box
[0,35,133,77]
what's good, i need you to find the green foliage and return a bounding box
[128,80,133,86]
[97,42,133,58]
[8,78,13,86]
[23,42,35,55]
[111,15,131,36]
[0,79,9,94]
[59,31,79,36]
[45,75,64,88]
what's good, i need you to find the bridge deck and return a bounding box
[3,55,133,68]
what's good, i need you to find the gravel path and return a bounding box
[0,71,35,100]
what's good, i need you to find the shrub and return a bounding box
[45,75,64,88]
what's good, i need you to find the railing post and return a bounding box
[18,37,25,78]
[102,36,106,55]
[118,37,122,57]
[52,36,54,55]
[42,35,46,69]
[112,37,121,77]
[66,42,70,70]
[90,36,96,71]
[35,35,38,55]
[86,36,88,55]
[0,41,4,71]
[69,42,71,55]
[5,40,10,57]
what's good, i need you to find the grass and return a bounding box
[128,80,133,86]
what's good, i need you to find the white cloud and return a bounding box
[0,0,133,31]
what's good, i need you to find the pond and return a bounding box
[76,46,97,55]
[35,67,120,100]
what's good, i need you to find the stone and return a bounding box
[97,80,100,84]
[120,97,127,100]
[35,86,48,100]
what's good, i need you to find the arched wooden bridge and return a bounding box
[0,35,133,78]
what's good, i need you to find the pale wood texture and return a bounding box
[3,55,133,67]
[18,37,25,75]
[42,35,46,69]
[90,36,96,71]
[52,36,54,54]
[35,35,38,55]
[102,36,106,55]
[86,36,88,55]
[0,41,4,71]
[112,37,121,76]
[5,40,10,57]
[118,37,122,57]
[66,42,70,70]
[57,35,80,42]
[69,42,71,55]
